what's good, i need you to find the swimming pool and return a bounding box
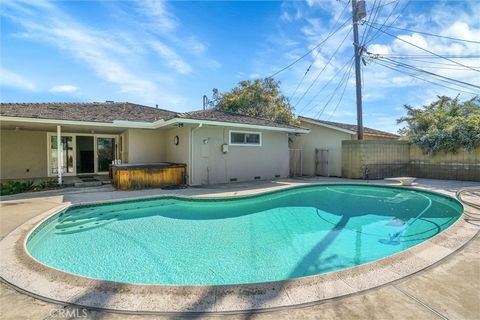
[26,184,463,285]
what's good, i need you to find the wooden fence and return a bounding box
[342,140,480,181]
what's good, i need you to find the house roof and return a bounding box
[0,102,307,132]
[180,109,305,130]
[0,102,179,123]
[299,116,399,138]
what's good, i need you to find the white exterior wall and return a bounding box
[164,126,191,165]
[124,129,166,163]
[191,126,289,185]
[291,121,352,177]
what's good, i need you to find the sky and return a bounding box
[1,0,479,133]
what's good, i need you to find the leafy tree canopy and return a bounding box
[212,77,297,124]
[397,95,480,154]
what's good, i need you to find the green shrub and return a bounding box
[398,96,480,154]
[0,179,59,196]
[0,180,34,196]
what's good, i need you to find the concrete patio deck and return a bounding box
[0,177,479,319]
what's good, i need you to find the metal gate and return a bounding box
[315,148,330,176]
[289,149,303,177]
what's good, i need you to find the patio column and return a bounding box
[57,125,63,185]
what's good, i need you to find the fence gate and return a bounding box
[315,148,330,176]
[289,149,303,177]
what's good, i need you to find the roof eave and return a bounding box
[0,116,154,129]
[299,117,356,135]
[155,117,310,133]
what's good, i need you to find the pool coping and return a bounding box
[0,184,479,313]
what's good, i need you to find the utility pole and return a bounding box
[351,0,366,140]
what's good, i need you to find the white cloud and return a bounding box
[49,84,78,93]
[0,67,36,91]
[149,40,192,74]
[1,0,188,105]
[136,0,178,33]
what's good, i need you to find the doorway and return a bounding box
[97,137,116,172]
[76,136,94,174]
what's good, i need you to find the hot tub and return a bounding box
[111,162,187,190]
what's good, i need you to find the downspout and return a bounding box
[190,123,203,185]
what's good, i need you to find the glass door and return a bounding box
[50,136,74,175]
[76,136,95,174]
[97,137,115,172]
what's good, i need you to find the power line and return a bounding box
[297,55,355,115]
[288,0,352,101]
[368,21,480,44]
[293,27,353,108]
[268,17,352,78]
[363,0,401,45]
[370,59,480,95]
[365,24,480,72]
[376,54,480,59]
[374,55,480,89]
[372,56,480,90]
[313,60,356,119]
[364,0,411,45]
[361,0,381,45]
[327,62,356,120]
[384,56,480,67]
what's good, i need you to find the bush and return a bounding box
[397,96,480,154]
[0,180,34,196]
[0,179,59,196]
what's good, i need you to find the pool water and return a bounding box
[27,184,462,285]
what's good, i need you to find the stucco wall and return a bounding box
[164,127,190,166]
[1,130,48,180]
[291,121,352,177]
[191,126,289,185]
[124,129,166,163]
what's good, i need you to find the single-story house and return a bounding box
[290,116,399,177]
[0,102,309,185]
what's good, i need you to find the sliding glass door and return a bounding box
[48,133,118,176]
[76,136,95,174]
[97,137,116,172]
[49,136,74,175]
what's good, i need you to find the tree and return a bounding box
[397,95,480,154]
[212,77,297,124]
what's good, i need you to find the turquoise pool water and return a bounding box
[26,184,462,285]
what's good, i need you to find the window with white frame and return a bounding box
[229,131,262,146]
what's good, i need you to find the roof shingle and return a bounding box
[299,116,398,137]
[0,102,179,123]
[0,102,306,131]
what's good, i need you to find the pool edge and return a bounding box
[1,183,478,313]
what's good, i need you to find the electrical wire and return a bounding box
[293,27,353,108]
[370,59,480,95]
[367,21,480,44]
[375,56,480,89]
[268,17,352,78]
[288,0,352,101]
[311,59,356,119]
[297,55,355,115]
[327,62,356,120]
[380,58,480,89]
[363,0,400,45]
[364,0,411,45]
[365,24,480,72]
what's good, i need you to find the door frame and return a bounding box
[47,132,120,177]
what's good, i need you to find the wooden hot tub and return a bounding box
[111,162,187,190]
